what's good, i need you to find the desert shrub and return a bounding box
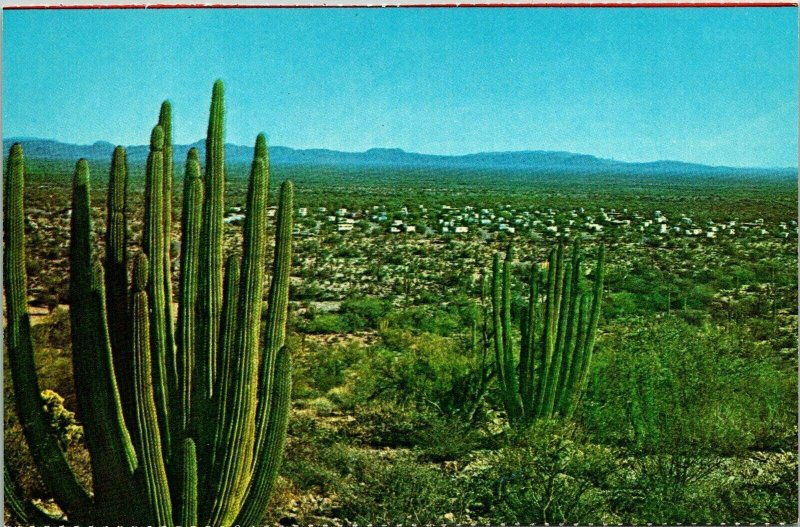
[347,402,422,448]
[291,280,327,301]
[282,413,349,491]
[338,296,391,330]
[387,297,478,336]
[712,450,798,524]
[413,412,487,462]
[300,297,391,333]
[576,317,797,523]
[30,306,71,350]
[293,339,367,400]
[460,422,616,525]
[349,329,487,419]
[604,292,639,318]
[582,318,796,455]
[302,313,349,334]
[608,449,798,524]
[332,450,464,525]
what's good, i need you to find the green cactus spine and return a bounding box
[489,240,605,424]
[4,80,295,527]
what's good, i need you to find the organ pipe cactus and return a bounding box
[4,79,294,527]
[491,239,604,423]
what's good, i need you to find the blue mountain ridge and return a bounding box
[4,137,796,179]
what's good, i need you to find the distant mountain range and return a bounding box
[5,137,796,179]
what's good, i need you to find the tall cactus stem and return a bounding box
[4,144,93,521]
[179,438,198,527]
[106,145,131,422]
[573,245,605,410]
[520,262,539,418]
[253,180,294,456]
[195,79,226,435]
[130,254,174,527]
[555,240,583,413]
[534,247,558,417]
[177,148,203,437]
[69,158,137,520]
[143,125,172,461]
[236,346,293,527]
[4,84,295,526]
[202,254,240,520]
[542,260,572,417]
[237,182,294,526]
[158,101,179,445]
[491,253,506,393]
[207,138,270,526]
[564,294,590,416]
[500,246,523,421]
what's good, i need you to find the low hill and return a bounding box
[4,137,796,181]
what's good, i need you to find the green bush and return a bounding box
[339,296,391,330]
[582,318,796,456]
[303,313,350,334]
[293,339,366,400]
[349,329,486,419]
[332,449,463,525]
[460,422,616,525]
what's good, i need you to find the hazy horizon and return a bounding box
[4,8,798,168]
[6,133,798,171]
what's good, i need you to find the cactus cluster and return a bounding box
[491,240,604,424]
[4,80,294,527]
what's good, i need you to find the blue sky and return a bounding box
[3,7,797,167]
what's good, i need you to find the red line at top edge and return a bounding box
[3,1,798,8]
